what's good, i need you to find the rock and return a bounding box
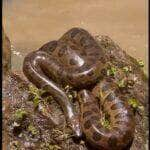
[2,27,11,76]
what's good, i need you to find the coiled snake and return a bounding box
[23,28,135,149]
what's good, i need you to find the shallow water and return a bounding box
[3,0,148,74]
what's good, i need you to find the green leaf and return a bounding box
[29,85,38,94]
[128,98,140,108]
[117,79,126,88]
[33,96,40,108]
[107,67,117,76]
[123,66,129,73]
[122,66,132,73]
[137,60,144,67]
[29,85,45,96]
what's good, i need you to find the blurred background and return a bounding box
[2,0,148,74]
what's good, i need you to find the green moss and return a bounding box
[14,109,28,120]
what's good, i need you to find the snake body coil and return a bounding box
[79,79,135,149]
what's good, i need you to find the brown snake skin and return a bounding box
[79,79,135,150]
[23,28,135,149]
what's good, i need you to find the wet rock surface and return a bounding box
[2,36,148,150]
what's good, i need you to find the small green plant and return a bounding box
[14,109,28,120]
[128,98,145,113]
[106,67,117,76]
[122,66,132,73]
[29,85,45,96]
[123,66,129,73]
[33,96,40,108]
[117,79,126,88]
[128,98,140,109]
[101,114,111,129]
[137,60,144,67]
[28,85,46,108]
[101,119,110,129]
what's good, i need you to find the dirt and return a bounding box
[2,36,148,150]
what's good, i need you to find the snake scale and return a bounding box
[23,28,135,149]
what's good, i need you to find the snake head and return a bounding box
[69,115,82,138]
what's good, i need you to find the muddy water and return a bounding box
[3,0,148,74]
